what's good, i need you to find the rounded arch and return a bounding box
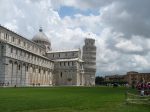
[9,60,13,63]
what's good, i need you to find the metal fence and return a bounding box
[125,90,150,105]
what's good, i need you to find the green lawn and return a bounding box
[0,87,149,112]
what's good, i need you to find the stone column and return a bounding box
[25,64,29,86]
[29,65,33,85]
[41,71,43,85]
[49,71,52,85]
[76,71,80,86]
[35,67,38,85]
[12,62,17,86]
[32,66,35,85]
[6,60,13,86]
[10,61,13,86]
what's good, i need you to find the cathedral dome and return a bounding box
[32,27,50,44]
[32,27,52,51]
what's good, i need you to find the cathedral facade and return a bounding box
[0,25,96,87]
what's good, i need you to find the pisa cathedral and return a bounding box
[0,25,96,87]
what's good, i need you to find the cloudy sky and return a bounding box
[0,0,150,76]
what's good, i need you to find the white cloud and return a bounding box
[115,39,143,52]
[0,0,150,75]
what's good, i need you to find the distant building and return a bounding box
[105,71,150,85]
[105,74,126,82]
[0,25,96,87]
[125,71,150,85]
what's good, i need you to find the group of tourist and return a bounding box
[136,82,150,96]
[0,82,9,86]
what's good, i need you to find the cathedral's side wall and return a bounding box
[0,42,54,87]
[0,25,54,87]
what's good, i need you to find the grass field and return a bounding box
[0,87,149,112]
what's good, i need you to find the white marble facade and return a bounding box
[0,25,96,87]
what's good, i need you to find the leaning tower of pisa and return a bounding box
[82,38,96,86]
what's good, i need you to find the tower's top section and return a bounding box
[84,38,95,46]
[84,33,95,46]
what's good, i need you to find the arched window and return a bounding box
[12,37,15,42]
[64,62,65,66]
[1,45,4,49]
[1,45,4,57]
[26,66,28,72]
[18,39,20,44]
[18,64,21,70]
[16,49,17,55]
[9,60,12,64]
[10,47,13,53]
[60,72,62,78]
[72,52,74,56]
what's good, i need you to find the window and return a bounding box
[20,50,22,56]
[5,33,8,40]
[60,72,62,78]
[33,68,35,72]
[68,62,69,66]
[24,41,26,46]
[27,44,30,49]
[39,69,41,73]
[26,66,28,72]
[31,55,33,59]
[18,65,21,70]
[1,45,4,56]
[16,49,17,55]
[11,47,13,53]
[18,39,20,44]
[60,62,61,66]
[64,62,65,66]
[72,52,74,56]
[12,37,15,42]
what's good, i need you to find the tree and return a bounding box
[95,76,104,85]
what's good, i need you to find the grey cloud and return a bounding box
[52,0,150,39]
[51,0,114,10]
[101,0,150,38]
[105,33,150,56]
[1,0,150,76]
